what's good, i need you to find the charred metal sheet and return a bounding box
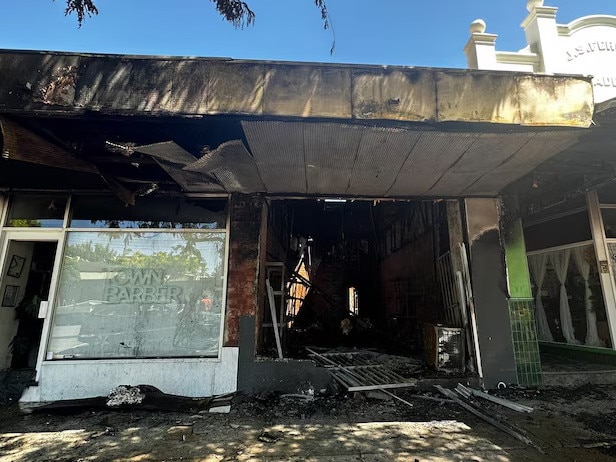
[387,131,477,196]
[155,159,225,192]
[464,131,582,195]
[303,123,362,195]
[263,65,352,118]
[517,76,593,127]
[427,132,535,196]
[0,116,98,173]
[242,120,306,194]
[352,68,437,121]
[132,141,224,192]
[185,140,265,193]
[242,119,584,197]
[134,141,197,165]
[435,72,521,124]
[346,127,422,196]
[206,62,266,114]
[100,174,136,206]
[0,51,594,128]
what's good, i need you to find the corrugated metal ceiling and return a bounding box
[242,120,582,197]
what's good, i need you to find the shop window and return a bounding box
[5,195,67,228]
[70,196,227,229]
[524,211,592,252]
[47,231,226,359]
[601,208,616,239]
[598,183,616,204]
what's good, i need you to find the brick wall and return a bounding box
[224,193,265,347]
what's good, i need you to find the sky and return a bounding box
[1,1,615,69]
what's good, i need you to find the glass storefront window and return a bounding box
[47,231,226,359]
[524,210,592,252]
[601,208,616,239]
[70,196,227,229]
[5,195,67,228]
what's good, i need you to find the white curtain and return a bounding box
[572,246,603,347]
[528,253,554,342]
[549,249,581,345]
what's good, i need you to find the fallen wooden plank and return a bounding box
[266,279,283,360]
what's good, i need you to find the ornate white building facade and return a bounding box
[465,0,616,102]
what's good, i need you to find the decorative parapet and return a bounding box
[465,1,616,103]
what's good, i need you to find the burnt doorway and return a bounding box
[0,237,58,403]
[260,199,452,360]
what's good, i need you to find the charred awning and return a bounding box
[0,49,596,198]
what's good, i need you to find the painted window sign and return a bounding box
[47,231,226,359]
[2,285,19,307]
[7,254,25,278]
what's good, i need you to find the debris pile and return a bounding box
[106,385,145,407]
[435,384,541,452]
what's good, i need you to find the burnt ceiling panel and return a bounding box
[346,127,421,196]
[242,120,306,194]
[155,159,225,192]
[185,140,264,193]
[134,141,198,165]
[427,132,534,196]
[387,131,477,196]
[134,141,224,192]
[465,131,582,195]
[2,113,590,198]
[303,123,363,195]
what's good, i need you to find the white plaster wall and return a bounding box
[492,60,536,73]
[20,346,239,402]
[0,241,34,369]
[560,25,616,103]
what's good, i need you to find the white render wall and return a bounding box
[560,21,616,103]
[20,347,238,402]
[465,2,616,103]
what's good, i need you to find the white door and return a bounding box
[0,231,63,378]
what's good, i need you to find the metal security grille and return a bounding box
[307,349,417,392]
[436,252,461,327]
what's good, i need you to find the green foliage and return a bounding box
[8,219,42,227]
[64,241,117,262]
[59,0,98,27]
[60,0,331,31]
[62,234,216,282]
[212,0,255,28]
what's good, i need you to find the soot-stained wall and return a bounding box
[224,194,265,347]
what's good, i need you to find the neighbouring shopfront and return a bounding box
[523,186,616,350]
[466,2,616,366]
[0,193,238,402]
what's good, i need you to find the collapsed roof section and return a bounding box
[0,49,595,198]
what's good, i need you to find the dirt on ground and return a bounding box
[1,384,616,461]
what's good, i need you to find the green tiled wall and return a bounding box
[509,298,542,387]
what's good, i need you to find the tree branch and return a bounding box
[61,0,99,27]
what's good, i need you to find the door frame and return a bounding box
[0,230,65,380]
[587,191,616,350]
